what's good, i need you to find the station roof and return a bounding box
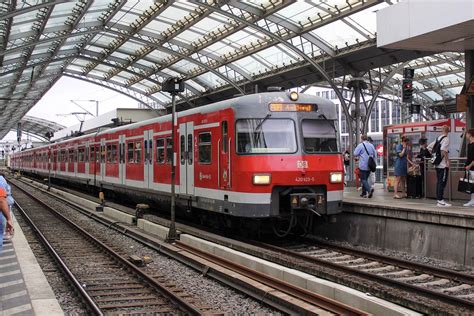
[0,0,466,139]
[17,115,65,141]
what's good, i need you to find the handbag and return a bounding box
[458,171,474,194]
[362,143,376,172]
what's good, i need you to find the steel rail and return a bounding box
[174,241,369,316]
[257,242,474,310]
[11,181,202,316]
[309,238,474,285]
[13,200,103,316]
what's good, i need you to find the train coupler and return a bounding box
[290,192,326,215]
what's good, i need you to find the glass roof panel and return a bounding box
[146,50,171,63]
[195,71,225,88]
[172,60,199,74]
[142,19,170,34]
[186,79,206,93]
[176,29,204,43]
[275,2,327,23]
[149,92,170,103]
[231,56,266,76]
[255,44,296,68]
[311,19,370,49]
[159,5,189,23]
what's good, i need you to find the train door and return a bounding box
[119,135,126,185]
[143,130,154,188]
[85,142,90,175]
[100,139,106,181]
[74,145,78,176]
[179,122,194,195]
[219,121,230,189]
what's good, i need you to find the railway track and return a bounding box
[11,182,203,315]
[257,239,474,310]
[11,176,370,316]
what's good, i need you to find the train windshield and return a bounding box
[302,119,339,153]
[236,119,297,154]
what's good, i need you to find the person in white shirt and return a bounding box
[427,125,451,207]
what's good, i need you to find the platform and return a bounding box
[315,184,474,267]
[0,215,63,315]
[343,184,474,227]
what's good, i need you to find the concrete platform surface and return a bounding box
[344,184,474,217]
[0,215,63,316]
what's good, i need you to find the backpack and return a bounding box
[362,143,377,172]
[430,136,446,166]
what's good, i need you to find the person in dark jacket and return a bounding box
[417,138,431,197]
[464,129,474,207]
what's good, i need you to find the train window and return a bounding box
[127,142,134,163]
[85,147,89,162]
[68,149,74,163]
[134,142,142,163]
[78,148,85,162]
[166,137,172,164]
[180,135,185,165]
[236,119,297,154]
[89,147,95,163]
[302,119,338,153]
[222,121,228,153]
[156,139,165,164]
[198,132,211,164]
[106,144,118,163]
[187,134,193,165]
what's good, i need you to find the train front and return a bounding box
[232,91,343,236]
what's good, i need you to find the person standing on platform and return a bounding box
[353,135,376,198]
[394,136,412,199]
[417,138,431,197]
[0,174,14,241]
[343,150,350,185]
[464,128,474,207]
[0,186,13,251]
[428,125,451,207]
[367,137,376,195]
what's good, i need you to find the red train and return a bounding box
[11,91,343,236]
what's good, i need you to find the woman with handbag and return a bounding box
[464,129,474,207]
[394,136,413,199]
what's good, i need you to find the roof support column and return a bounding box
[466,50,473,132]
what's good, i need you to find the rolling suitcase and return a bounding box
[407,175,422,198]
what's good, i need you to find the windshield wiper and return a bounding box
[254,113,271,132]
[318,113,337,132]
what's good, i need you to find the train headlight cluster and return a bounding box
[253,174,271,185]
[329,172,343,183]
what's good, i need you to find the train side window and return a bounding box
[78,148,85,162]
[180,135,185,165]
[85,147,89,162]
[127,142,134,163]
[156,139,165,164]
[198,132,211,164]
[134,141,142,163]
[166,137,172,164]
[187,134,193,165]
[222,121,228,153]
[106,144,117,163]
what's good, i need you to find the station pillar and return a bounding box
[466,50,473,131]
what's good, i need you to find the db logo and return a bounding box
[297,160,308,169]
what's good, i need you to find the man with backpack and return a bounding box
[428,125,451,207]
[354,135,377,198]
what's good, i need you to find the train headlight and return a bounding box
[330,172,343,183]
[253,174,271,185]
[289,91,298,101]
